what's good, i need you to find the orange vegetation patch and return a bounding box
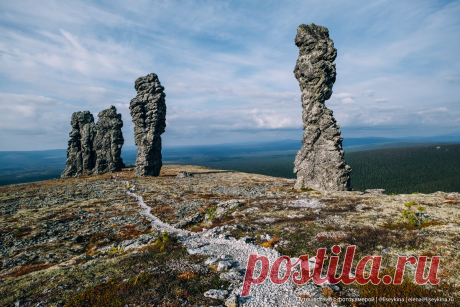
[150,204,175,216]
[118,224,144,238]
[0,264,55,279]
[443,198,460,204]
[178,272,197,280]
[322,287,334,297]
[159,169,178,176]
[261,237,280,248]
[109,224,149,241]
[119,224,137,231]
[299,294,311,301]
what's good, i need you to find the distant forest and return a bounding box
[345,144,460,194]
[176,144,460,195]
[1,142,459,194]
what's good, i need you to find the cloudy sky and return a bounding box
[0,0,459,151]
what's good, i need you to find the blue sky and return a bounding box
[0,0,459,150]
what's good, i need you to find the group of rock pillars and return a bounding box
[61,73,166,179]
[62,24,351,191]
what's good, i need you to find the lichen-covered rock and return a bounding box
[225,293,240,307]
[204,289,229,299]
[293,24,351,191]
[174,212,203,229]
[176,170,194,178]
[93,105,125,175]
[129,73,167,177]
[61,111,96,177]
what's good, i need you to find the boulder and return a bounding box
[176,170,194,178]
[225,294,239,307]
[174,212,203,229]
[204,289,229,300]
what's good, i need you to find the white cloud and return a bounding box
[0,0,459,149]
[333,93,355,99]
[0,28,148,96]
[341,97,356,104]
[446,77,460,83]
[331,93,357,104]
[364,90,375,97]
[415,107,448,115]
[0,93,72,149]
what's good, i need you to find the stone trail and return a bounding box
[124,183,331,307]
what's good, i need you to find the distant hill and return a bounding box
[0,149,67,186]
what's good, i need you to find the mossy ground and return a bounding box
[1,165,459,306]
[1,236,229,306]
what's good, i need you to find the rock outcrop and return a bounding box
[61,111,96,177]
[93,105,125,175]
[293,23,351,191]
[62,107,125,178]
[176,170,194,179]
[129,73,167,177]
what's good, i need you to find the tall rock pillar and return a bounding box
[129,73,167,177]
[93,105,125,175]
[293,24,351,191]
[61,111,96,177]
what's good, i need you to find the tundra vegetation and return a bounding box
[0,165,459,306]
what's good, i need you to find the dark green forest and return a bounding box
[1,143,459,194]
[187,144,460,195]
[345,144,460,194]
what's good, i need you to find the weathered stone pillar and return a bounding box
[293,24,351,191]
[61,111,96,177]
[129,73,167,177]
[93,105,125,175]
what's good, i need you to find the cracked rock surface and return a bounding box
[93,105,125,175]
[61,111,96,178]
[62,106,125,178]
[293,24,351,191]
[129,73,167,177]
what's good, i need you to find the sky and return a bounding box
[0,0,459,151]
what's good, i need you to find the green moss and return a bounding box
[162,231,169,243]
[300,180,314,191]
[109,247,124,255]
[205,206,217,220]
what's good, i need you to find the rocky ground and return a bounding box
[1,165,460,306]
